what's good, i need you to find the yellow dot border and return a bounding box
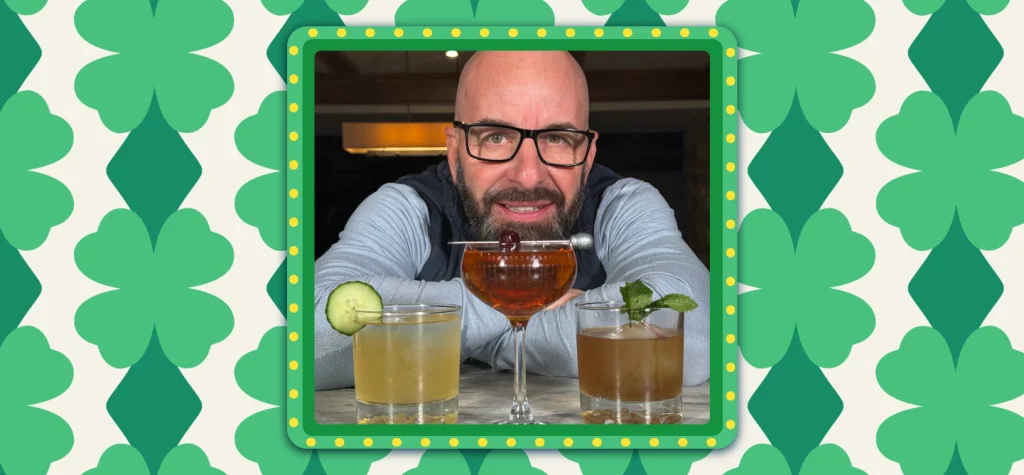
[283,24,738,452]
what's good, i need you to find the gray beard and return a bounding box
[454,158,587,241]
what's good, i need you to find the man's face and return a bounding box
[454,153,588,241]
[446,52,597,241]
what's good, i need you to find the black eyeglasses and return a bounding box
[453,121,595,168]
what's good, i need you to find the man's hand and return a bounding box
[545,289,584,311]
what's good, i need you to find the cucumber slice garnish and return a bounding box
[325,281,383,335]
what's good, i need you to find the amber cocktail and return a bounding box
[460,239,577,424]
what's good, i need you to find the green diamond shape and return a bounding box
[268,260,287,318]
[0,4,41,105]
[606,0,665,26]
[107,330,201,472]
[908,0,1003,129]
[106,98,201,245]
[747,96,843,239]
[909,213,1002,364]
[267,0,344,81]
[748,330,843,473]
[0,236,41,344]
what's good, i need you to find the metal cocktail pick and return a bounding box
[448,232,595,250]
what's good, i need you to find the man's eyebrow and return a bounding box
[542,121,581,130]
[475,117,517,127]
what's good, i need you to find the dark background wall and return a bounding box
[311,50,711,268]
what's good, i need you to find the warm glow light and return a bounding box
[446,50,459,58]
[342,122,449,156]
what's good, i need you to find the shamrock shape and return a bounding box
[84,444,224,475]
[5,0,46,15]
[395,0,554,25]
[405,451,471,475]
[562,449,709,475]
[876,91,1024,251]
[235,92,285,251]
[74,208,234,368]
[877,326,1024,475]
[583,0,688,15]
[738,208,875,368]
[235,327,389,474]
[725,444,866,475]
[73,0,234,133]
[903,0,1009,15]
[0,91,74,251]
[262,0,368,16]
[0,326,73,475]
[716,0,875,133]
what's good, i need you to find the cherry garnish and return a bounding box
[499,230,520,252]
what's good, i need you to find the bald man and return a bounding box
[313,51,711,394]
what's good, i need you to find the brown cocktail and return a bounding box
[574,302,685,424]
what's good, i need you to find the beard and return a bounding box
[454,157,587,241]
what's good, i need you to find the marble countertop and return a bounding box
[316,361,710,425]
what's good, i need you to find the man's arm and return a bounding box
[472,178,711,386]
[313,183,514,390]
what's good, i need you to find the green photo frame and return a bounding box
[284,25,739,451]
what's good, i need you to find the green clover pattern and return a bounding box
[715,0,876,133]
[0,91,74,251]
[877,326,1024,475]
[725,444,867,475]
[236,92,287,251]
[876,91,1024,252]
[737,208,876,368]
[84,444,225,475]
[0,327,74,475]
[235,327,389,474]
[73,0,235,133]
[74,208,234,369]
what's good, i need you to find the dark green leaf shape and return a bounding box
[235,91,286,251]
[403,451,474,475]
[908,0,1002,127]
[478,451,545,475]
[74,208,234,368]
[0,1,41,105]
[903,0,1011,15]
[73,0,234,133]
[876,91,1024,251]
[652,294,698,313]
[560,450,633,475]
[583,0,688,15]
[106,331,202,471]
[738,208,875,368]
[0,233,41,343]
[395,0,554,25]
[909,213,1002,363]
[0,327,73,475]
[877,326,1024,475]
[638,450,709,474]
[748,336,843,473]
[725,444,866,475]
[84,444,225,475]
[716,0,875,132]
[0,91,74,251]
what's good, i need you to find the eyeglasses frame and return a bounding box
[452,120,596,168]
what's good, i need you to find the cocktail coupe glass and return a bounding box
[456,233,582,424]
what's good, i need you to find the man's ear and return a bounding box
[445,126,459,182]
[583,131,599,180]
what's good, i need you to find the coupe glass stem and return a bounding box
[508,322,534,424]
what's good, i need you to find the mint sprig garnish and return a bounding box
[618,280,698,323]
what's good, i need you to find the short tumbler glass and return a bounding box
[574,301,684,424]
[352,304,462,424]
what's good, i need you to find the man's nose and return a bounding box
[507,138,545,189]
